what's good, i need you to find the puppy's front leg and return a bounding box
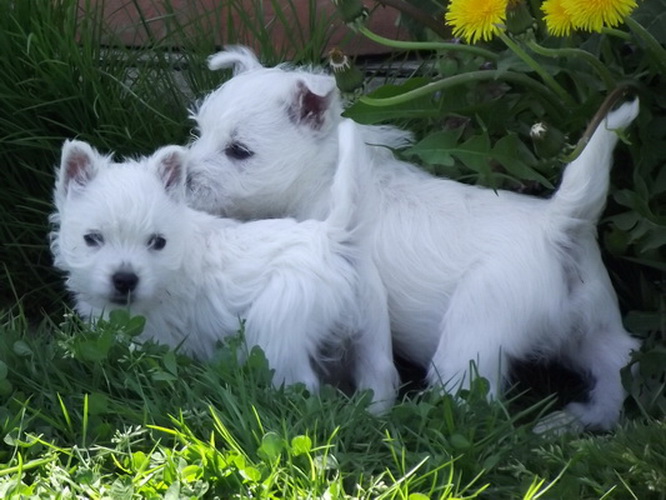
[351,261,399,414]
[427,270,515,398]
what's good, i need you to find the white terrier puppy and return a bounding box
[185,46,640,430]
[49,119,399,413]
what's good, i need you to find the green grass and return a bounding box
[0,308,664,498]
[1,0,665,497]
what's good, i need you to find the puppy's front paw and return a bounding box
[563,401,618,431]
[356,366,399,416]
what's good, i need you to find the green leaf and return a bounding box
[609,211,640,231]
[258,431,283,461]
[151,370,178,383]
[246,346,271,377]
[180,464,202,482]
[633,0,666,44]
[290,435,312,456]
[449,433,472,450]
[640,226,666,251]
[451,134,494,182]
[0,360,7,380]
[12,340,33,357]
[164,481,181,500]
[108,309,131,326]
[76,339,110,363]
[163,350,178,376]
[492,134,552,187]
[240,466,261,483]
[109,477,134,498]
[638,348,666,378]
[125,315,146,337]
[407,129,463,166]
[623,256,666,272]
[624,311,665,334]
[131,451,148,470]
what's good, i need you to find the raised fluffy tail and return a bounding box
[550,99,639,221]
[325,119,371,241]
[207,46,264,75]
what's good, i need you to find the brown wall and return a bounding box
[83,0,410,55]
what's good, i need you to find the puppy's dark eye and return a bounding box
[83,232,104,247]
[224,142,254,161]
[148,234,167,251]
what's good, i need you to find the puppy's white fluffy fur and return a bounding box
[186,46,640,430]
[49,119,399,413]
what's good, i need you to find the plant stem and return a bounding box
[358,26,498,60]
[0,456,57,477]
[625,16,666,74]
[525,40,616,90]
[359,69,565,116]
[497,31,575,107]
[565,84,636,162]
[601,26,632,41]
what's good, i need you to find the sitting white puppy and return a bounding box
[185,46,640,430]
[49,119,399,413]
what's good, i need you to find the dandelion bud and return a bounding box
[332,0,367,25]
[506,1,534,35]
[530,121,565,158]
[530,122,547,139]
[328,48,364,93]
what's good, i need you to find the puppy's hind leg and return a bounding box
[562,325,639,430]
[243,278,323,394]
[350,261,400,414]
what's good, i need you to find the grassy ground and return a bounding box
[0,308,664,498]
[1,1,665,497]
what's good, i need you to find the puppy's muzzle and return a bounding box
[111,271,139,304]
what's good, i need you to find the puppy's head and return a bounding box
[51,142,190,311]
[186,46,343,219]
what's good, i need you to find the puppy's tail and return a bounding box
[208,45,264,75]
[325,119,371,243]
[549,98,639,222]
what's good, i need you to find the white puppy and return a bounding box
[49,119,399,413]
[186,46,640,430]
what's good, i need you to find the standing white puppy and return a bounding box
[50,119,399,413]
[186,46,640,430]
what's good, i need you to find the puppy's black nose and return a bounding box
[112,271,139,294]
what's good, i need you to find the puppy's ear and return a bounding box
[288,79,337,131]
[153,146,187,201]
[56,140,100,198]
[208,45,263,75]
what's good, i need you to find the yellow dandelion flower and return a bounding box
[565,0,639,33]
[445,0,509,44]
[541,0,576,36]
